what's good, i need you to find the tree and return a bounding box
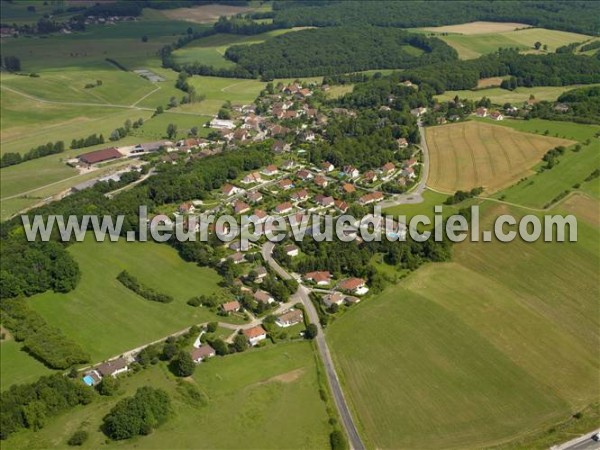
[68,430,89,446]
[305,323,319,339]
[141,35,148,42]
[330,430,348,450]
[217,108,231,120]
[190,126,199,136]
[170,350,195,377]
[233,334,248,352]
[543,44,548,51]
[206,322,218,333]
[534,41,542,50]
[210,338,229,355]
[166,123,178,139]
[97,376,120,396]
[4,56,21,72]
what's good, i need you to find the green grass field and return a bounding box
[435,84,600,105]
[480,119,600,207]
[433,28,593,59]
[28,237,232,363]
[328,203,600,449]
[5,342,332,450]
[0,340,54,391]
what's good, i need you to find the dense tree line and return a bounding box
[70,133,104,150]
[102,387,171,440]
[403,49,600,94]
[0,298,90,369]
[0,374,95,440]
[579,41,600,53]
[1,140,65,168]
[224,27,458,78]
[270,1,600,36]
[117,270,174,303]
[1,55,21,72]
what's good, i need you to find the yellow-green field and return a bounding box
[329,203,600,449]
[5,342,332,450]
[435,84,600,105]
[423,27,593,59]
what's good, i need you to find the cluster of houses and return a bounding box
[475,107,504,121]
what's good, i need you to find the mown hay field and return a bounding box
[425,121,575,193]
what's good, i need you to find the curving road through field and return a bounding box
[261,242,365,450]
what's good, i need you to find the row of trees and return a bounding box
[1,140,65,168]
[0,297,90,369]
[70,133,104,149]
[117,270,174,303]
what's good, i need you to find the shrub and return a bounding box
[67,430,89,446]
[116,271,173,303]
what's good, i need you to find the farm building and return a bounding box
[78,147,122,165]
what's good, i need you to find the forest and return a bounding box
[270,1,600,35]
[529,85,600,123]
[224,27,458,78]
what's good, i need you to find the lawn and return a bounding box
[328,203,600,449]
[435,84,600,105]
[28,237,233,363]
[0,340,54,391]
[172,29,309,69]
[425,121,575,194]
[5,342,332,450]
[427,27,593,59]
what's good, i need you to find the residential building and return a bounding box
[276,309,304,327]
[284,244,299,257]
[305,271,332,286]
[234,200,251,215]
[275,201,293,215]
[221,300,241,314]
[96,357,129,378]
[254,290,275,304]
[243,326,268,346]
[339,278,369,295]
[190,345,216,363]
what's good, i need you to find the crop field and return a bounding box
[435,84,600,105]
[425,121,575,193]
[328,203,600,449]
[428,27,592,59]
[421,21,531,35]
[28,237,231,363]
[5,342,332,450]
[161,4,258,23]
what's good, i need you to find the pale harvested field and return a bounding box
[162,4,255,23]
[477,77,504,88]
[422,21,530,35]
[562,193,600,227]
[426,121,575,193]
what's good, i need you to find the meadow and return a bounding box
[4,342,332,450]
[27,237,231,364]
[420,26,593,59]
[483,119,600,207]
[328,202,600,449]
[435,84,600,105]
[0,339,53,391]
[425,121,575,193]
[172,28,310,69]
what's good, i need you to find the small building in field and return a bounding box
[243,325,268,346]
[475,107,488,118]
[190,345,216,363]
[490,111,504,121]
[96,357,129,378]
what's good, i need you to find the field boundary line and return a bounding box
[131,84,161,107]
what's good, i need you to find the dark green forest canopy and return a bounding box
[271,1,600,35]
[224,27,458,78]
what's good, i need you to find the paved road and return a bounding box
[379,121,430,209]
[262,242,366,450]
[553,431,600,450]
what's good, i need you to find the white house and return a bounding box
[276,309,303,327]
[243,326,267,346]
[190,345,216,363]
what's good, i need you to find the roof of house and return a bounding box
[342,183,356,193]
[305,271,332,283]
[234,200,250,213]
[96,357,128,377]
[222,300,240,312]
[190,345,215,360]
[277,309,303,323]
[292,189,309,200]
[78,147,122,164]
[335,199,348,211]
[339,278,366,291]
[253,290,273,303]
[276,201,293,212]
[243,325,267,339]
[284,244,299,253]
[382,162,395,172]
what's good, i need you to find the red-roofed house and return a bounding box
[359,191,384,205]
[291,189,309,202]
[234,200,251,215]
[275,201,293,215]
[190,345,216,363]
[243,326,267,346]
[222,184,243,196]
[221,300,241,314]
[339,278,369,295]
[304,271,332,286]
[79,147,122,165]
